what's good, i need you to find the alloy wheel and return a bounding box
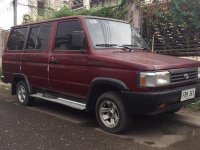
[99,100,120,128]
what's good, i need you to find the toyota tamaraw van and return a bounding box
[1,16,200,133]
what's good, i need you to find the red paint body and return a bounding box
[2,16,200,99]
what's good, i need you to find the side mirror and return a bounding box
[72,31,85,47]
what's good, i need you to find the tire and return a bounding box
[95,91,132,134]
[16,81,33,106]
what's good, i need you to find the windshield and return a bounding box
[85,18,149,50]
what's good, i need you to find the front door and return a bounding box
[49,19,89,98]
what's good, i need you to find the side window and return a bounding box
[26,27,39,49]
[54,20,83,50]
[37,25,50,49]
[26,25,50,50]
[7,28,27,50]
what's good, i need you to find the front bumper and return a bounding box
[122,83,200,115]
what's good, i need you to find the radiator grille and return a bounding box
[170,68,198,83]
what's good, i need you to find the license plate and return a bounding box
[181,88,196,101]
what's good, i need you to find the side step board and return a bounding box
[30,93,86,110]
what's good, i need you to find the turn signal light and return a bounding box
[158,104,167,109]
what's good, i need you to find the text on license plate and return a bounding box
[181,88,196,101]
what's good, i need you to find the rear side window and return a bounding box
[54,20,83,50]
[26,25,50,50]
[7,27,27,50]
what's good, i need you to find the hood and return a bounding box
[96,51,200,70]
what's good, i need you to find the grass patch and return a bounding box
[184,100,200,112]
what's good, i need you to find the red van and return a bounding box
[2,16,200,133]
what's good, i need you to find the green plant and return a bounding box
[168,0,200,28]
[22,14,33,24]
[37,1,128,21]
[142,0,200,53]
[143,0,200,29]
[184,100,200,112]
[49,6,75,18]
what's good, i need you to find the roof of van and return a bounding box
[12,15,129,28]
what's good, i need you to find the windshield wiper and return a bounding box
[96,44,118,47]
[96,44,132,51]
[122,45,150,51]
[95,44,149,52]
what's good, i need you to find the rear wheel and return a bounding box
[95,91,131,133]
[16,81,33,106]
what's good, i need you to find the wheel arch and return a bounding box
[86,77,129,111]
[12,73,32,95]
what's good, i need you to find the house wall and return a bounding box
[28,0,67,19]
[0,29,4,68]
[91,0,121,7]
[0,29,9,66]
[0,29,3,59]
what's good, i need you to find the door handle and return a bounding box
[50,57,58,64]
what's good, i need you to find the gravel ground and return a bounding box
[0,83,200,150]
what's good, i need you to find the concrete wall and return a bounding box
[0,29,4,65]
[91,0,121,7]
[28,0,67,20]
[0,29,9,66]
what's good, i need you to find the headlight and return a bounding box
[139,71,170,87]
[198,67,200,78]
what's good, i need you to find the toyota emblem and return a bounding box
[184,73,189,80]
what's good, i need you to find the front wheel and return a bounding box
[95,91,131,133]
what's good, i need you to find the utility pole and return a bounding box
[13,0,17,26]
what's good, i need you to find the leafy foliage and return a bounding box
[143,0,200,28]
[22,14,33,24]
[185,100,200,112]
[38,1,128,21]
[168,0,200,28]
[142,0,200,56]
